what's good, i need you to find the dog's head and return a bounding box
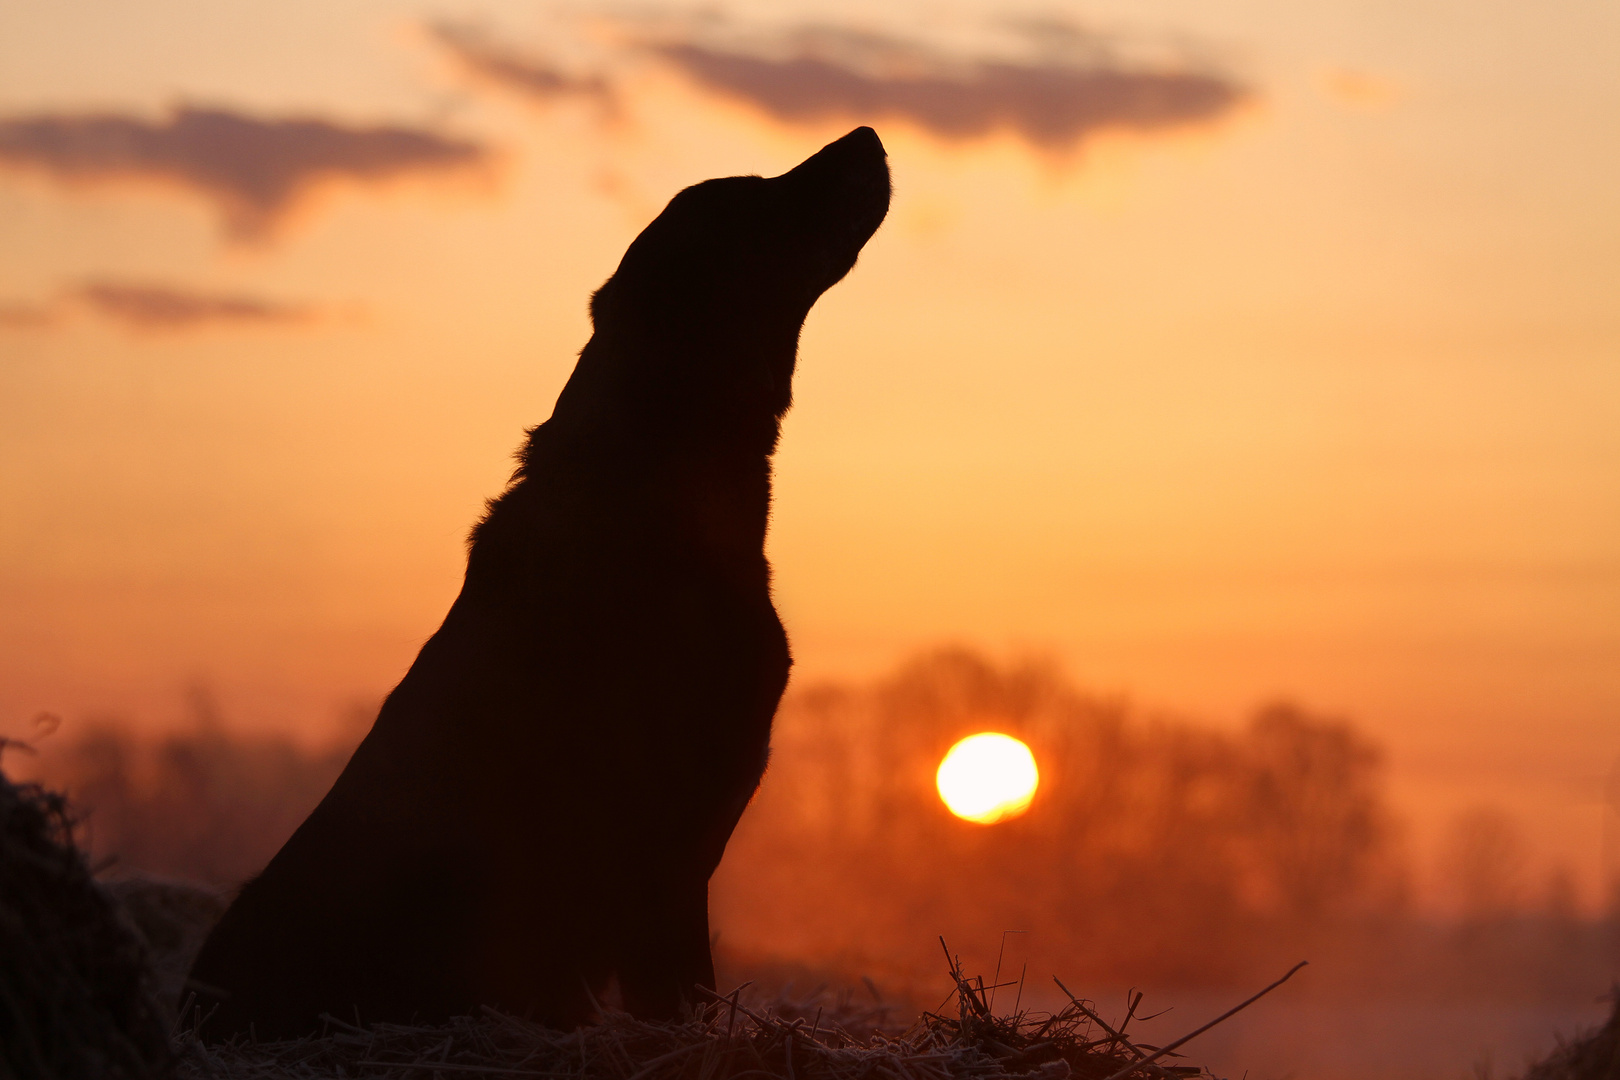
[576,128,891,428]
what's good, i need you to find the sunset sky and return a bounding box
[2,0,1616,905]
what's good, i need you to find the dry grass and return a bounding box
[0,766,171,1080]
[1517,991,1620,1080]
[0,806,1255,1080]
[169,940,1263,1080]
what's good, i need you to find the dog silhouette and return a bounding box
[188,127,891,1037]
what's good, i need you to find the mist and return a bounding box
[8,649,1614,1078]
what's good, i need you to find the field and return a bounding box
[6,649,1617,1079]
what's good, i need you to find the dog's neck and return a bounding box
[543,333,792,464]
[469,334,787,571]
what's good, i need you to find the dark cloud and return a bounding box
[645,25,1246,149]
[72,281,317,330]
[430,22,615,108]
[0,106,489,238]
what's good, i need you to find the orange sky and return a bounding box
[1,0,1617,907]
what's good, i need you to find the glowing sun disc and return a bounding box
[936,732,1039,824]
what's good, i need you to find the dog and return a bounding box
[188,127,891,1036]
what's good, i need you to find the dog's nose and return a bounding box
[777,127,891,238]
[818,126,886,164]
[781,127,887,185]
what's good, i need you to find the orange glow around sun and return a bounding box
[935,732,1040,824]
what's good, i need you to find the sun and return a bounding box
[936,732,1040,824]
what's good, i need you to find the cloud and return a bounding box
[71,281,318,330]
[642,23,1247,149]
[430,22,615,109]
[421,17,1247,153]
[0,106,489,238]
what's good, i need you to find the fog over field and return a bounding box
[8,649,1616,1078]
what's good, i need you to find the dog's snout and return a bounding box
[778,127,891,248]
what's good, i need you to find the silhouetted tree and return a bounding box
[1239,702,1396,918]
